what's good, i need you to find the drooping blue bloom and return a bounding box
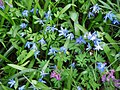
[90,4,101,13]
[94,43,103,51]
[0,0,4,10]
[67,33,74,40]
[38,19,45,25]
[30,8,39,14]
[20,32,26,37]
[38,78,46,83]
[97,62,106,72]
[8,79,16,88]
[51,25,58,32]
[40,70,48,78]
[22,10,29,17]
[18,85,25,90]
[76,36,86,44]
[48,46,58,55]
[70,62,75,68]
[60,46,67,53]
[25,42,37,50]
[112,19,120,24]
[20,23,27,29]
[34,50,40,59]
[77,86,82,90]
[44,10,52,20]
[86,43,92,50]
[58,27,69,37]
[38,38,46,45]
[87,32,97,41]
[88,12,95,18]
[104,11,116,22]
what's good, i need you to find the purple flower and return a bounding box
[8,79,16,88]
[104,11,116,22]
[76,36,86,44]
[97,62,106,72]
[0,0,4,10]
[22,10,29,17]
[20,23,27,29]
[18,85,25,90]
[60,46,67,54]
[102,74,107,82]
[106,69,115,81]
[90,4,101,13]
[48,46,58,55]
[38,38,46,45]
[58,27,69,37]
[113,79,120,88]
[67,33,74,40]
[50,71,61,80]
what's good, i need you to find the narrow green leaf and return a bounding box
[8,64,27,70]
[116,66,120,71]
[42,60,49,71]
[0,54,11,62]
[75,24,87,34]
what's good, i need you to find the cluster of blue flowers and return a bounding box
[88,4,119,24]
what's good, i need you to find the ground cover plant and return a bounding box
[0,0,120,90]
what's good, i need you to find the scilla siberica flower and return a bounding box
[60,46,67,54]
[67,33,74,40]
[22,10,29,17]
[77,86,82,90]
[38,38,46,45]
[34,50,40,59]
[30,8,39,14]
[44,10,52,20]
[90,4,101,13]
[18,85,25,90]
[58,27,69,37]
[97,62,106,73]
[104,11,116,22]
[76,36,86,44]
[48,46,58,55]
[20,23,27,29]
[8,79,16,88]
[88,12,95,18]
[0,0,5,10]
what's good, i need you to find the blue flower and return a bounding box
[25,42,37,50]
[86,43,92,50]
[0,0,4,10]
[104,11,116,22]
[38,78,46,83]
[76,36,86,44]
[48,46,58,55]
[30,8,39,14]
[58,27,69,37]
[112,19,119,24]
[88,12,95,18]
[51,25,58,32]
[40,70,48,78]
[90,4,101,13]
[8,79,16,88]
[94,43,103,51]
[60,46,67,54]
[44,10,52,20]
[22,10,29,17]
[77,86,82,90]
[20,23,27,29]
[38,19,45,25]
[34,50,40,59]
[31,43,37,50]
[87,32,97,41]
[18,85,25,90]
[97,62,106,72]
[38,38,46,45]
[70,62,75,68]
[67,33,74,40]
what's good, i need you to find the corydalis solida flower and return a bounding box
[0,0,4,10]
[50,71,61,80]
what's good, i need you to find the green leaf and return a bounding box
[8,64,27,70]
[20,50,35,64]
[0,54,11,63]
[42,60,49,71]
[75,24,87,34]
[116,66,120,71]
[58,4,76,18]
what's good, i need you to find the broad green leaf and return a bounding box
[8,64,27,70]
[20,50,35,64]
[58,4,76,18]
[116,66,120,71]
[75,24,87,34]
[42,60,49,71]
[105,33,119,51]
[15,1,25,8]
[0,54,11,62]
